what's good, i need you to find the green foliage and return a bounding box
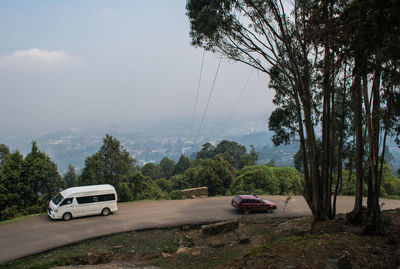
[79,134,136,186]
[230,165,302,196]
[334,166,400,198]
[155,178,173,193]
[0,151,25,215]
[159,157,175,179]
[130,173,164,200]
[273,167,303,195]
[63,164,77,188]
[0,143,10,171]
[77,135,167,203]
[141,162,162,180]
[340,170,368,196]
[230,165,279,195]
[168,190,182,200]
[188,155,235,196]
[115,173,164,202]
[0,205,19,220]
[22,142,64,207]
[381,165,400,196]
[116,182,134,202]
[173,155,191,175]
[196,140,257,169]
[0,143,63,220]
[170,174,190,191]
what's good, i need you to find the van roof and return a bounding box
[61,184,115,197]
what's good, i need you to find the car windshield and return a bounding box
[233,196,242,203]
[51,193,64,205]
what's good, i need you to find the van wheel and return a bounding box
[101,208,111,216]
[244,208,250,215]
[267,208,273,214]
[62,212,72,221]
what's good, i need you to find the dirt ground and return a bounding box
[4,208,400,269]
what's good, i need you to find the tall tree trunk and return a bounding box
[294,92,312,208]
[302,95,325,220]
[348,60,363,223]
[333,78,347,218]
[364,62,382,232]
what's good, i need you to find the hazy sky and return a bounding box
[0,0,274,136]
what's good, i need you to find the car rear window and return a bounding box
[233,196,242,203]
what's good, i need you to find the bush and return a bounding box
[381,165,400,196]
[272,167,302,195]
[229,165,302,195]
[171,174,190,191]
[116,182,134,202]
[132,174,165,200]
[0,205,19,221]
[24,205,44,215]
[155,178,173,192]
[189,156,235,196]
[169,190,182,200]
[230,165,280,195]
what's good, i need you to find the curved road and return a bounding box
[1,196,399,264]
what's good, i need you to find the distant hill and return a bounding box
[1,119,398,175]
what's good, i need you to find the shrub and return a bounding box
[116,182,134,202]
[155,178,173,192]
[0,205,19,220]
[169,190,182,200]
[230,165,279,195]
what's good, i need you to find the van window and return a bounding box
[98,194,116,201]
[76,196,93,204]
[52,193,64,205]
[76,194,116,204]
[60,198,73,206]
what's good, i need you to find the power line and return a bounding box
[198,54,223,133]
[190,50,206,134]
[226,68,254,126]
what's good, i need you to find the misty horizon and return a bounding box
[0,0,275,140]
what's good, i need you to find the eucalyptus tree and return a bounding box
[341,0,400,230]
[187,0,341,220]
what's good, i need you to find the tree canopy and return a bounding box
[186,0,400,230]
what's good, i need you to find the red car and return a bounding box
[231,194,277,214]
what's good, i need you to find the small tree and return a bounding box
[63,164,78,188]
[22,142,64,209]
[159,157,175,179]
[0,144,10,172]
[79,134,136,186]
[174,155,192,175]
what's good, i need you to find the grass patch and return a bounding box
[0,213,45,225]
[2,210,400,269]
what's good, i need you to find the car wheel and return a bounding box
[267,208,273,214]
[101,208,111,216]
[62,212,72,221]
[244,208,250,215]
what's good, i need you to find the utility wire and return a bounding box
[226,68,254,127]
[190,50,206,134]
[198,54,223,133]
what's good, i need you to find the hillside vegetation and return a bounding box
[1,136,399,221]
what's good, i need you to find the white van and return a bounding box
[48,184,118,221]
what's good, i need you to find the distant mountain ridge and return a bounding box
[1,119,399,175]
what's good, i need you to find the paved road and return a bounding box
[1,196,399,264]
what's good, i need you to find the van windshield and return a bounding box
[51,193,64,205]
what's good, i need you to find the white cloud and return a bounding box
[0,48,79,68]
